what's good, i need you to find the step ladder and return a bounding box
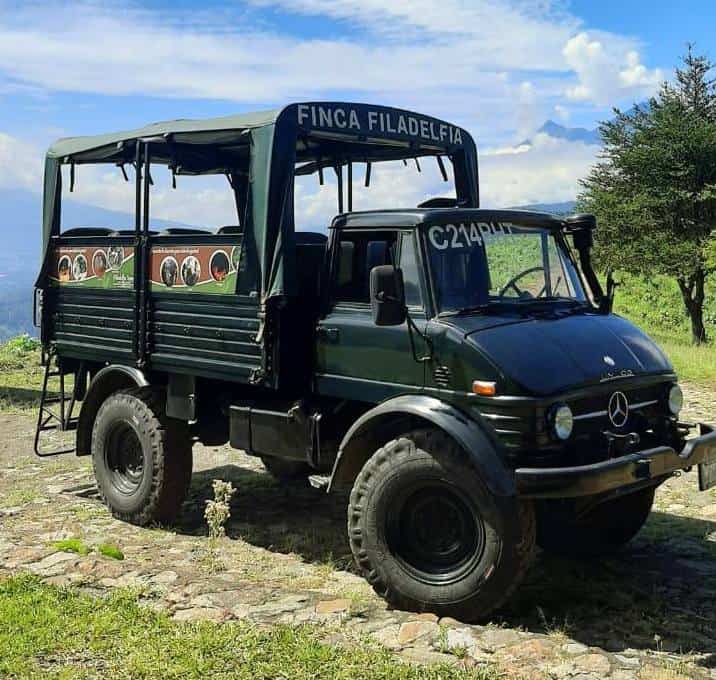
[33,353,81,457]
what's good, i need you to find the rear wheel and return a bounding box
[348,429,535,622]
[537,486,655,557]
[260,455,311,483]
[91,387,193,526]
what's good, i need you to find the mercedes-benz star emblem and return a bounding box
[608,391,629,428]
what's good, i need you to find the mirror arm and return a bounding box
[406,310,433,363]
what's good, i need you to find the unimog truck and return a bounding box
[34,102,716,621]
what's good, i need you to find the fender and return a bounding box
[76,365,149,456]
[328,394,516,497]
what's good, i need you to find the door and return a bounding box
[315,229,427,402]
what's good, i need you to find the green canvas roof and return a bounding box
[46,108,280,161]
[41,102,481,308]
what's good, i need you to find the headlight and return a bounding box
[668,384,683,416]
[549,403,573,440]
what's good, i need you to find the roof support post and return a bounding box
[136,142,152,368]
[335,164,344,213]
[347,162,353,212]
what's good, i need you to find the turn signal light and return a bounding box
[472,380,496,396]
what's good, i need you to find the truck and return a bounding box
[33,102,716,621]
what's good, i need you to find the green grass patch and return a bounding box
[0,575,492,679]
[96,543,124,561]
[52,538,91,556]
[611,273,716,386]
[0,335,46,412]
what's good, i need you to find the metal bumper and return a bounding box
[515,424,716,499]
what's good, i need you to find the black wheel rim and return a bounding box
[104,421,145,495]
[386,482,485,585]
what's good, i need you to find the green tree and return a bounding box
[580,47,716,344]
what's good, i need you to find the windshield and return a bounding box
[425,222,587,313]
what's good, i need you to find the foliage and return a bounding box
[97,543,125,561]
[52,538,91,556]
[580,47,716,344]
[205,479,235,540]
[0,574,492,679]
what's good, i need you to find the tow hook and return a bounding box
[604,430,640,458]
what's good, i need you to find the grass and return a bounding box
[0,574,495,680]
[52,538,91,556]
[96,543,124,561]
[611,272,716,386]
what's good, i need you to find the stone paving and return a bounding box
[1,384,715,679]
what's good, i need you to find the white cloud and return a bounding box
[480,133,598,207]
[563,32,663,106]
[0,1,664,143]
[0,133,42,189]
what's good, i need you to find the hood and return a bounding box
[462,312,673,395]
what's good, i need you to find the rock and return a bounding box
[397,620,440,645]
[172,607,229,623]
[573,653,611,675]
[150,570,179,585]
[414,612,439,622]
[0,506,23,516]
[475,627,522,651]
[500,638,555,663]
[443,627,477,653]
[315,599,351,615]
[400,647,459,666]
[28,551,77,576]
[372,624,402,650]
[610,671,637,680]
[614,654,640,668]
[562,642,589,656]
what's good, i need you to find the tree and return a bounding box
[580,47,716,344]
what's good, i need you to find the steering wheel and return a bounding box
[499,267,546,298]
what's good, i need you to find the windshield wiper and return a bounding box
[438,304,490,317]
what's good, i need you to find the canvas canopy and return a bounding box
[42,102,480,303]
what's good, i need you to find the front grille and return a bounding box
[569,383,667,434]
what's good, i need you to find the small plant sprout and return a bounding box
[204,479,236,540]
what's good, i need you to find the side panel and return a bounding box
[147,235,262,383]
[149,295,262,381]
[46,238,136,362]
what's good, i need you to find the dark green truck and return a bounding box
[34,102,716,621]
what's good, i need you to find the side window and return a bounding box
[400,233,423,309]
[334,230,397,304]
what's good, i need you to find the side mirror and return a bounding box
[370,265,406,327]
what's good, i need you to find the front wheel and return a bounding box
[91,387,193,526]
[348,429,535,622]
[537,486,656,557]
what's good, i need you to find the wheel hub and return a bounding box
[105,421,145,495]
[388,483,485,584]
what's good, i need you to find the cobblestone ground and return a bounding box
[1,384,715,679]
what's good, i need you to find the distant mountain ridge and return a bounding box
[521,120,600,147]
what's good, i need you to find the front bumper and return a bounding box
[515,424,716,498]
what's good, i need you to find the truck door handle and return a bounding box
[317,327,340,342]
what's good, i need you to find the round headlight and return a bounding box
[550,404,574,440]
[668,384,683,416]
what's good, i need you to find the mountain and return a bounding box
[510,201,576,215]
[536,120,601,146]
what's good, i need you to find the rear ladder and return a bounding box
[33,353,82,457]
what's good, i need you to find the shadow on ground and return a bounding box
[173,465,716,665]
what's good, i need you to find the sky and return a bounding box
[0,0,712,229]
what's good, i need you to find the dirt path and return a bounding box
[1,384,715,679]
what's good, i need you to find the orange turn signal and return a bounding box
[472,380,496,396]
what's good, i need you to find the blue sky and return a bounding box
[0,0,712,225]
